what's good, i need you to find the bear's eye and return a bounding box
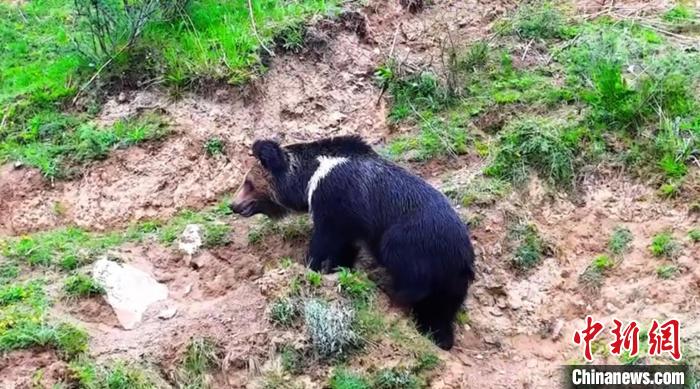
[244,179,254,192]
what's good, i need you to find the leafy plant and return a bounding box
[337,268,375,304]
[650,232,680,259]
[204,137,225,156]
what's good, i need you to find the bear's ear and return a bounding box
[252,140,288,174]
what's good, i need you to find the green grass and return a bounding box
[443,175,510,207]
[579,254,615,292]
[650,232,680,259]
[0,204,233,275]
[64,274,105,298]
[0,280,89,359]
[689,228,700,243]
[511,1,569,40]
[663,5,695,23]
[608,226,633,255]
[372,367,421,389]
[204,137,225,157]
[247,216,311,245]
[175,337,220,389]
[70,359,158,389]
[508,221,549,270]
[386,116,469,160]
[0,113,169,179]
[280,344,304,375]
[591,254,614,272]
[269,297,299,327]
[305,270,323,288]
[485,118,579,187]
[656,264,679,279]
[329,368,371,389]
[337,268,376,305]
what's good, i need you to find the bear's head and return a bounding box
[229,140,291,219]
[230,136,376,218]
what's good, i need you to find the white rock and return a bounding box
[158,307,178,320]
[92,259,168,330]
[178,224,203,256]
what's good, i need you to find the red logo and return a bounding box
[573,315,604,361]
[648,319,681,360]
[574,317,681,361]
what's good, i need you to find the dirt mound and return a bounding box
[0,350,70,389]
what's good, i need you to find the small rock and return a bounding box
[158,307,177,320]
[13,161,23,169]
[551,319,565,340]
[508,293,523,310]
[178,224,203,256]
[183,284,193,296]
[117,92,128,103]
[475,354,484,360]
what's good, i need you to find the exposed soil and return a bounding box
[1,0,698,388]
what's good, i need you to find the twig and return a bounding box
[521,39,533,61]
[72,44,128,105]
[388,22,400,58]
[247,0,274,58]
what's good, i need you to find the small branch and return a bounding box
[521,39,533,61]
[247,0,274,58]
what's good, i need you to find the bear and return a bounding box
[230,135,475,350]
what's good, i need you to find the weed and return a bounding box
[274,22,307,53]
[656,264,679,279]
[455,309,471,326]
[204,137,225,156]
[269,297,299,327]
[443,175,510,207]
[485,118,577,187]
[279,257,295,268]
[689,228,700,243]
[579,266,605,293]
[354,305,386,339]
[337,268,375,304]
[663,5,695,23]
[305,270,323,288]
[280,344,304,374]
[386,116,469,160]
[0,263,20,285]
[64,274,105,298]
[658,181,682,198]
[508,222,549,270]
[381,70,452,123]
[650,232,680,259]
[1,114,169,179]
[592,254,615,272]
[413,352,441,373]
[329,368,370,389]
[512,1,568,40]
[175,337,220,389]
[303,299,358,358]
[372,367,421,389]
[70,359,157,389]
[608,226,633,255]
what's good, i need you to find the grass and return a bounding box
[579,254,615,292]
[305,270,323,288]
[508,221,549,270]
[689,228,700,243]
[656,264,679,279]
[175,337,221,389]
[204,137,225,157]
[337,268,376,305]
[608,226,634,255]
[0,280,89,359]
[663,5,695,23]
[485,118,579,187]
[0,112,169,179]
[0,204,233,275]
[650,232,680,259]
[280,344,304,375]
[372,367,421,389]
[269,297,299,327]
[70,359,158,389]
[63,274,105,298]
[443,175,510,207]
[329,368,371,389]
[248,216,312,245]
[386,116,469,160]
[510,1,569,40]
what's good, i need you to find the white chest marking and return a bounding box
[307,156,348,209]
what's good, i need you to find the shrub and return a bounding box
[650,232,680,259]
[608,226,633,255]
[64,274,105,298]
[485,118,577,187]
[303,299,358,358]
[269,297,298,327]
